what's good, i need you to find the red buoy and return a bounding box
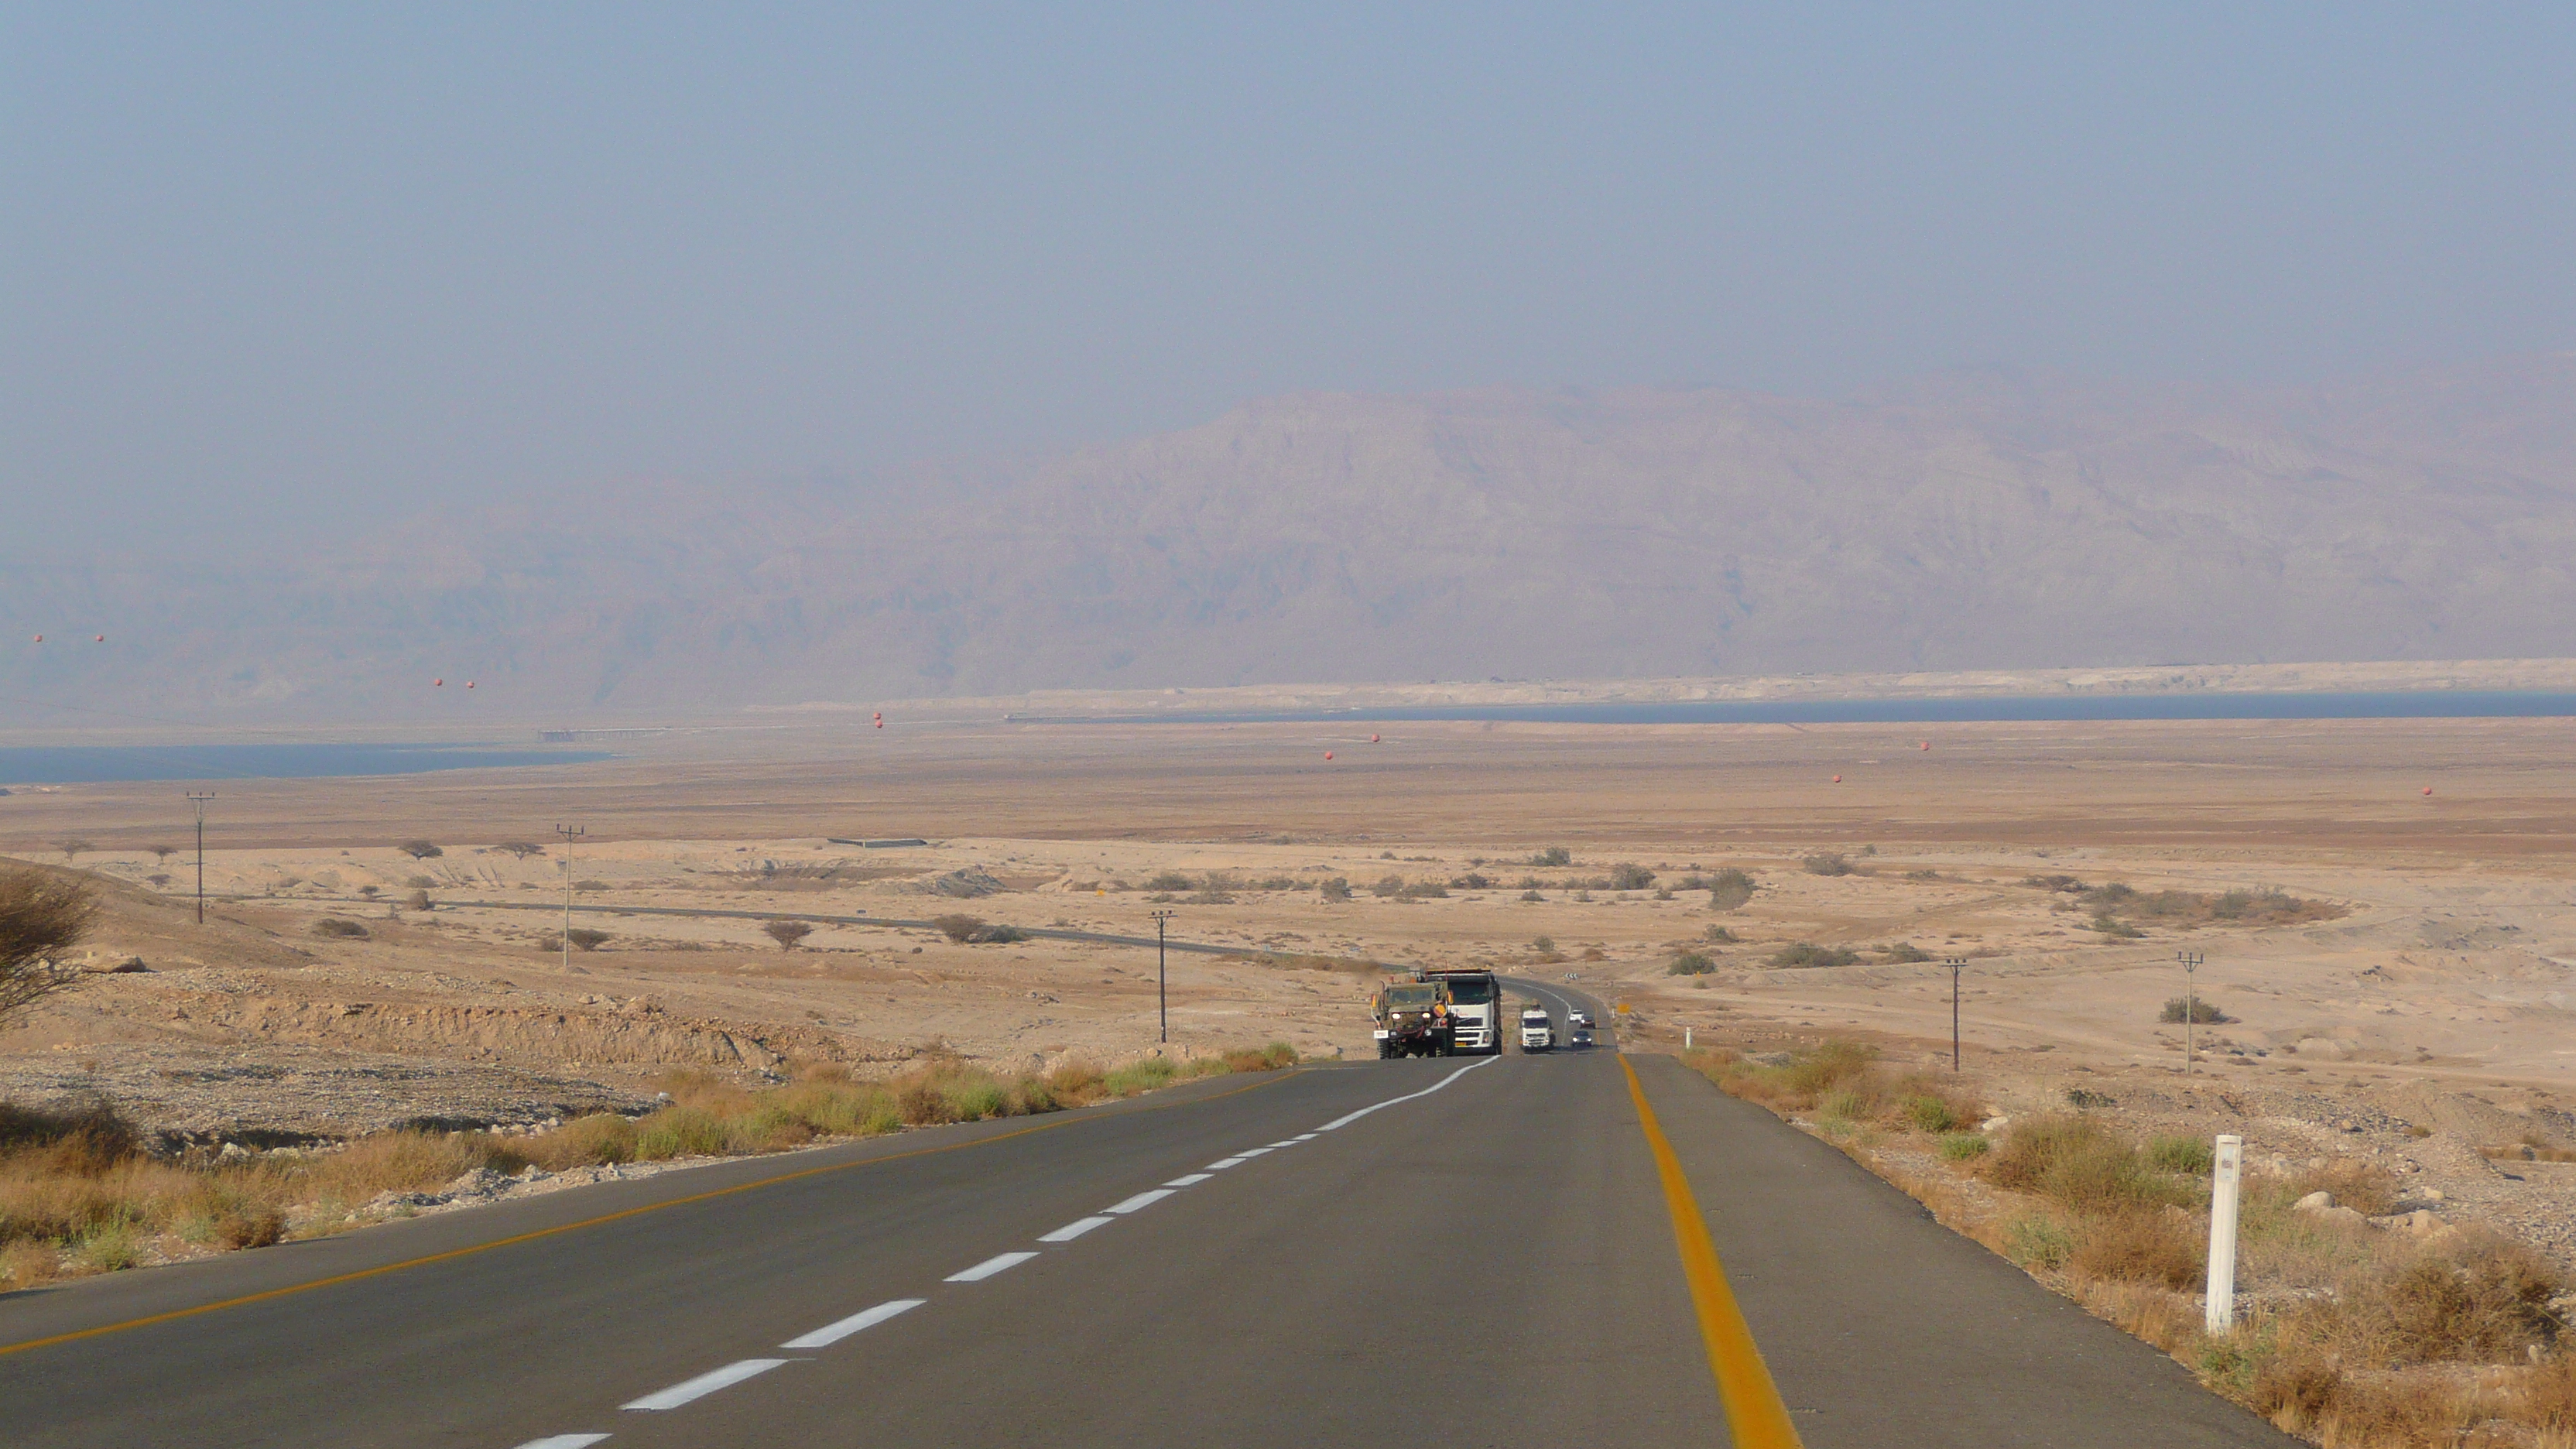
[30,635,40,643]
[465,681,476,689]
[1832,774,1843,783]
[1370,733,1381,743]
[1920,741,1930,750]
[2423,786,2434,796]
[433,678,444,687]
[1324,751,1334,761]
[94,635,105,642]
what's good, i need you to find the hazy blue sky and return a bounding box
[6,5,2571,554]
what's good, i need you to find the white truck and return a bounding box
[1416,968,1502,1053]
[1518,1005,1555,1052]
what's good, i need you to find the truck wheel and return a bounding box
[1377,1041,1395,1060]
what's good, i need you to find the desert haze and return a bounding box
[7,353,2575,724]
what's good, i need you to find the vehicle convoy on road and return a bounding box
[1416,967,1503,1053]
[1518,1005,1554,1051]
[1371,978,1454,1057]
[1567,1010,1594,1048]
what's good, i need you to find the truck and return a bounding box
[1371,978,1455,1058]
[1415,968,1502,1054]
[1518,1005,1554,1051]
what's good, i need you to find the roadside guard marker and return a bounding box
[2206,1135,2244,1333]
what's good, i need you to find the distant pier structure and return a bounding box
[536,728,671,743]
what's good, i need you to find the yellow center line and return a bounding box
[1621,1054,1806,1449]
[0,1067,1303,1359]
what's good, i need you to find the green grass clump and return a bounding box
[2146,1134,2215,1174]
[1937,1132,1990,1160]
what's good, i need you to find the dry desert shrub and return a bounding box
[1978,1115,2202,1215]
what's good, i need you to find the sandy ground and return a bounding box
[5,714,2576,1262]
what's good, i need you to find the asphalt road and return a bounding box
[0,1053,2296,1448]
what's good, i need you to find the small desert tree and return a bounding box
[0,868,99,1026]
[495,842,546,860]
[762,920,815,951]
[149,844,177,863]
[56,840,93,863]
[397,840,443,861]
[566,928,611,952]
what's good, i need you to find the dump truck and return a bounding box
[1372,978,1455,1058]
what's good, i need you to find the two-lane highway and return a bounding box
[0,1053,2294,1447]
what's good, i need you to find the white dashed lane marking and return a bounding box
[510,1060,1506,1445]
[780,1298,925,1350]
[947,1251,1040,1282]
[1040,1216,1115,1242]
[622,1358,790,1411]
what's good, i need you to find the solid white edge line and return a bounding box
[513,1437,611,1449]
[1204,1157,1247,1170]
[1316,1055,1498,1132]
[945,1251,1040,1283]
[1163,1173,1212,1187]
[1104,1188,1175,1214]
[622,1358,790,1411]
[1040,1215,1115,1242]
[779,1298,926,1350]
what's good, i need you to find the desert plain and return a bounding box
[5,711,2576,1265]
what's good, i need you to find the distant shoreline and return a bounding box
[1010,689,2576,728]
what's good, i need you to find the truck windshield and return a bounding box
[1384,986,1437,1006]
[1441,977,1495,1004]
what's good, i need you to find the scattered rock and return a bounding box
[2296,1190,2339,1211]
[919,868,1006,899]
[1979,1115,2012,1133]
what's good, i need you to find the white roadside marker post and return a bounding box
[2206,1133,2243,1334]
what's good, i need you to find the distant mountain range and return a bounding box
[8,355,2575,726]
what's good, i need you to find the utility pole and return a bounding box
[2177,950,2204,1076]
[185,793,215,923]
[555,824,586,971]
[1149,909,1175,1044]
[1944,956,1968,1071]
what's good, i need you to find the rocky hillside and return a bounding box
[9,355,2576,723]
